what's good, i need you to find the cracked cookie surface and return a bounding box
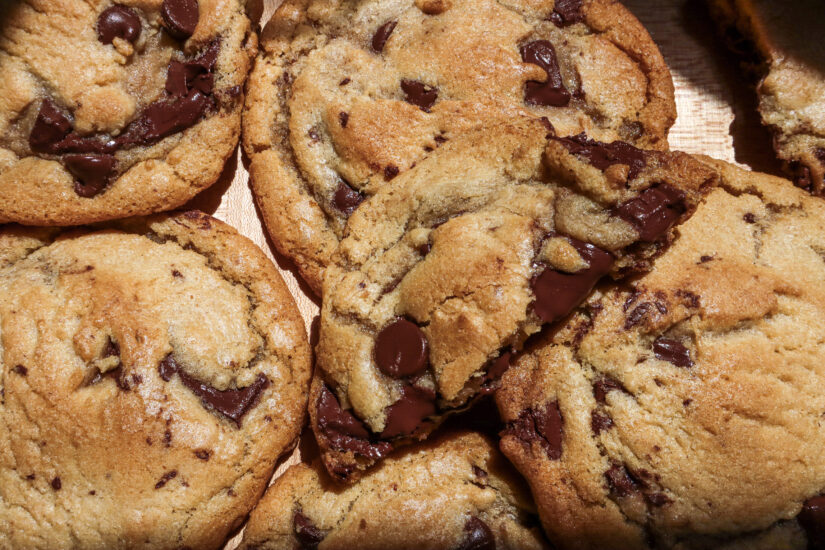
[496,159,825,549]
[709,0,825,195]
[242,0,676,294]
[239,430,550,550]
[0,0,255,226]
[312,119,716,482]
[0,211,311,549]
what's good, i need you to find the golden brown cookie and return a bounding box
[497,159,825,549]
[709,0,825,195]
[0,0,255,225]
[0,211,311,549]
[311,119,717,483]
[239,431,550,550]
[242,0,676,294]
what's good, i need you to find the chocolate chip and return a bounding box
[401,80,438,112]
[503,401,563,459]
[103,338,120,358]
[384,164,399,180]
[157,354,269,425]
[333,180,365,216]
[13,365,27,376]
[418,242,432,255]
[29,99,72,153]
[699,255,713,263]
[653,337,693,368]
[163,430,172,447]
[743,212,756,223]
[548,0,584,27]
[131,90,213,143]
[615,184,687,242]
[374,319,429,379]
[161,0,199,39]
[486,352,512,382]
[539,116,555,134]
[294,511,325,549]
[26,474,35,480]
[316,385,392,459]
[456,516,495,550]
[339,77,351,86]
[65,154,116,198]
[97,5,142,45]
[194,450,210,460]
[154,470,177,489]
[520,40,570,107]
[799,495,825,550]
[372,21,397,53]
[380,384,436,438]
[645,492,672,507]
[593,376,625,404]
[339,111,349,128]
[553,133,647,180]
[605,463,639,497]
[51,477,62,490]
[591,410,613,434]
[531,236,613,324]
[308,128,320,142]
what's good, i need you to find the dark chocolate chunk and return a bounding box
[97,5,142,45]
[294,511,325,549]
[316,385,392,459]
[548,0,584,27]
[456,516,496,550]
[380,384,436,438]
[503,401,563,459]
[653,337,693,368]
[194,449,210,460]
[401,80,438,112]
[645,492,672,507]
[591,410,613,434]
[593,376,625,404]
[165,40,219,98]
[743,212,756,223]
[615,184,687,242]
[154,470,177,489]
[799,495,825,550]
[479,351,512,395]
[372,20,397,53]
[333,180,365,216]
[339,111,349,128]
[531,236,613,324]
[339,77,351,86]
[103,338,120,358]
[161,0,199,40]
[605,463,639,497]
[520,40,570,107]
[13,365,27,376]
[157,354,269,425]
[51,477,62,490]
[384,164,399,180]
[65,154,116,198]
[374,318,429,378]
[130,90,213,144]
[29,99,72,153]
[553,133,647,180]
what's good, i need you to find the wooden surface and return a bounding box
[200,0,779,545]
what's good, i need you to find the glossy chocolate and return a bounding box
[553,133,647,180]
[372,21,397,53]
[316,385,392,459]
[374,319,429,378]
[97,5,142,45]
[520,40,570,107]
[380,384,436,438]
[456,517,496,550]
[504,401,563,459]
[161,0,199,39]
[653,337,693,368]
[615,184,687,242]
[401,79,438,112]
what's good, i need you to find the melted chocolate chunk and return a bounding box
[129,89,213,143]
[553,133,647,180]
[29,99,72,153]
[799,495,825,550]
[380,384,436,438]
[605,463,640,498]
[653,337,693,368]
[294,511,325,549]
[593,376,625,404]
[161,0,199,40]
[503,401,563,459]
[374,319,429,379]
[479,351,512,395]
[401,80,438,112]
[549,0,584,27]
[165,43,218,98]
[591,410,613,434]
[531,236,613,324]
[97,5,142,45]
[372,20,397,52]
[65,154,116,198]
[615,184,687,242]
[520,40,570,107]
[456,517,496,550]
[157,354,269,426]
[333,180,365,215]
[316,385,392,459]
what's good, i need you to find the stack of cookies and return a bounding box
[1,0,824,548]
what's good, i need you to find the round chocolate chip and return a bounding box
[161,0,199,40]
[456,517,496,550]
[97,5,142,45]
[374,318,429,378]
[29,99,72,153]
[332,180,364,216]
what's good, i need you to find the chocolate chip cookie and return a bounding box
[243,0,677,294]
[0,0,255,226]
[311,119,717,482]
[709,0,825,195]
[0,211,311,549]
[239,430,550,550]
[497,158,825,549]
